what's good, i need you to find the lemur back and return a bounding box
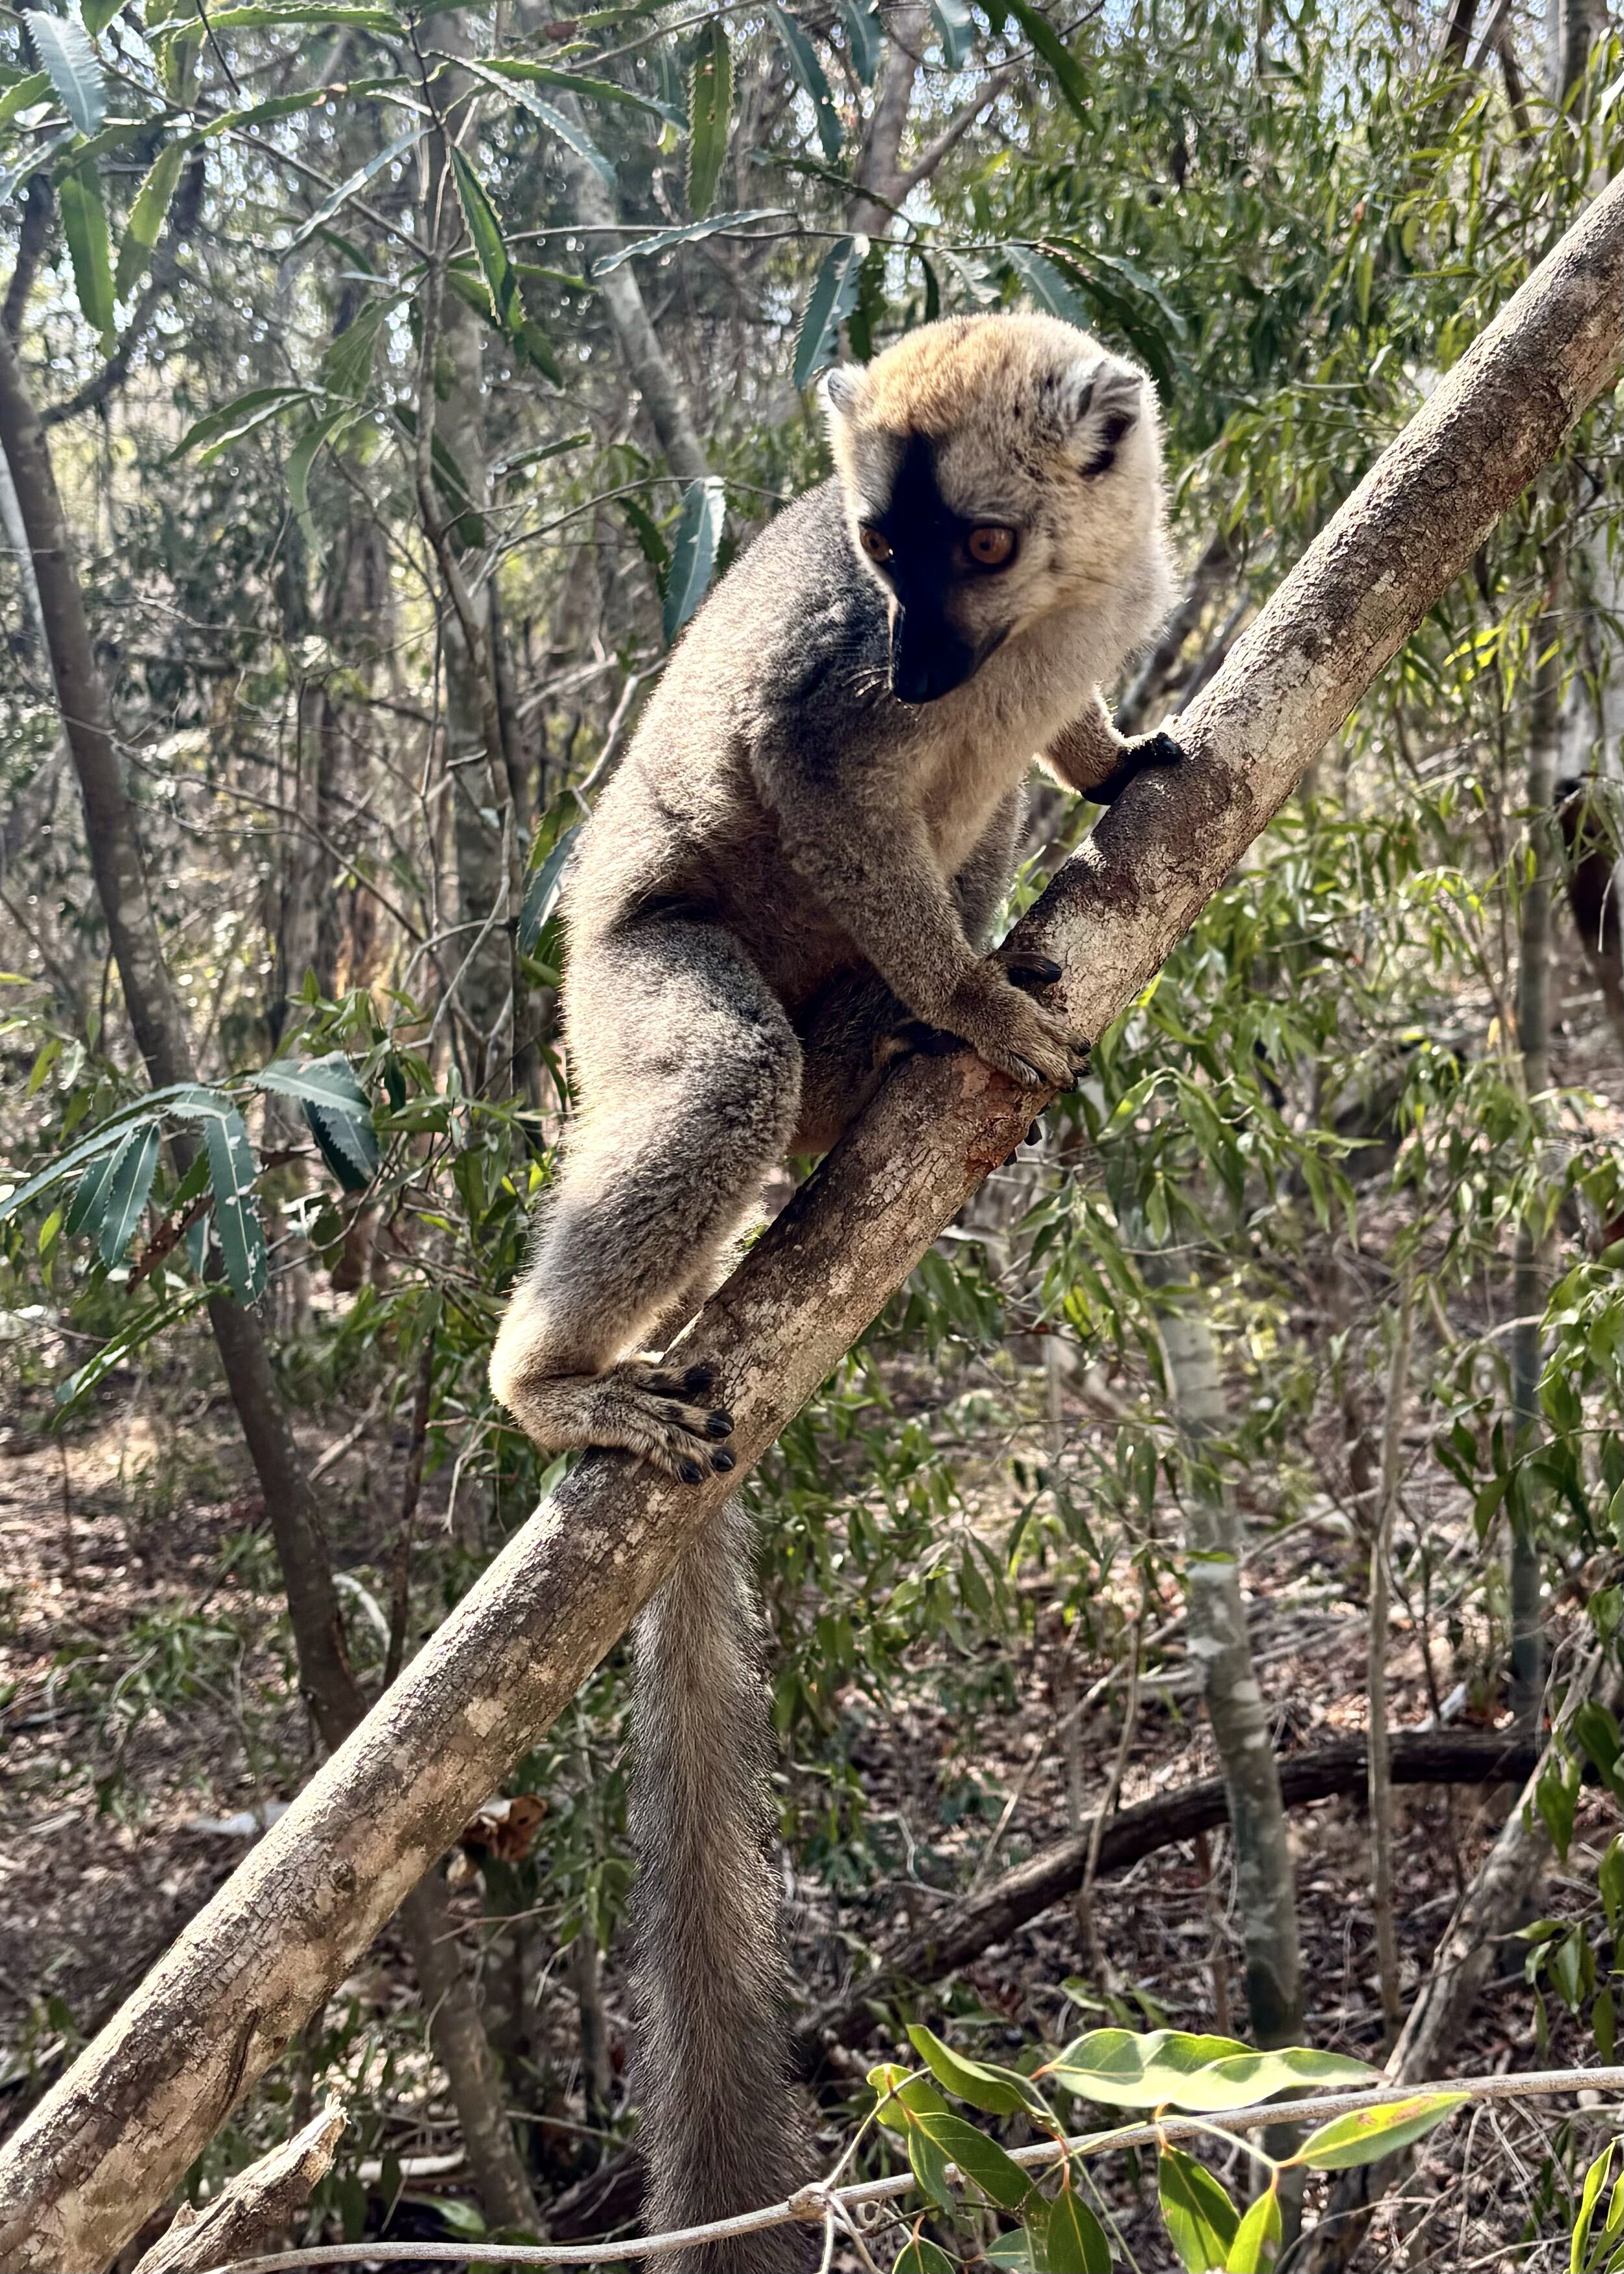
[489,313,1175,2266]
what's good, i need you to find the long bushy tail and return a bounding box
[630,1500,816,2272]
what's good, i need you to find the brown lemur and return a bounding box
[490,313,1177,2268]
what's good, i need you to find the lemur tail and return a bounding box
[630,1500,817,2273]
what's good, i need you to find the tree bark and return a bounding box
[846,2,926,237]
[3,168,1622,2274]
[130,2102,346,2273]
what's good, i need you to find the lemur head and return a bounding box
[822,312,1165,706]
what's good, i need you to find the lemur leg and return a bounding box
[490,915,801,1482]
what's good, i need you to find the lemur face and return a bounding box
[823,312,1165,706]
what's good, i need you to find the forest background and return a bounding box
[3,0,1624,2266]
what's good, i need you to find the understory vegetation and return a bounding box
[4,0,1624,2266]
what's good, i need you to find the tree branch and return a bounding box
[1,169,1621,2274]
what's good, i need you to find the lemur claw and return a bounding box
[1005,953,1064,991]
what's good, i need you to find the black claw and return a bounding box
[1139,730,1185,767]
[705,1408,734,1440]
[682,1360,718,1397]
[1005,953,1064,992]
[678,1458,704,1486]
[710,1448,736,1473]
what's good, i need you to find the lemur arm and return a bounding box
[1045,688,1183,803]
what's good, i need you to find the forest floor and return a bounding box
[0,1343,1614,2271]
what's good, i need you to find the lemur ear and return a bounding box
[819,363,865,422]
[1061,356,1146,478]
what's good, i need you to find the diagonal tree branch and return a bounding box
[1,170,1621,2274]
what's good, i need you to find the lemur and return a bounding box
[491,313,1176,2269]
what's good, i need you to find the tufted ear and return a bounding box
[819,363,866,424]
[1059,355,1146,478]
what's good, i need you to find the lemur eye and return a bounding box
[966,525,1016,568]
[858,525,892,563]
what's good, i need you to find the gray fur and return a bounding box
[487,314,1175,2253]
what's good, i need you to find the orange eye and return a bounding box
[966,525,1016,568]
[859,525,892,563]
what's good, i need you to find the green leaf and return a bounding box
[286,124,420,252]
[590,207,788,276]
[894,2242,955,2273]
[1577,2147,1616,2274]
[456,54,671,122]
[1045,2181,1113,2272]
[202,1103,267,1304]
[1000,0,1089,122]
[318,301,383,398]
[1291,2092,1467,2171]
[25,10,105,135]
[663,476,725,645]
[53,1286,209,1410]
[1003,241,1089,326]
[793,231,867,390]
[257,1055,378,1191]
[1155,2047,1376,2114]
[97,1124,160,1265]
[906,2108,1032,2212]
[114,137,185,301]
[171,384,314,465]
[285,406,350,547]
[58,158,114,352]
[1046,2029,1249,2110]
[1226,2186,1282,2273]
[930,0,975,68]
[392,402,486,547]
[64,1145,122,1241]
[1159,2146,1239,2272]
[907,2025,1053,2122]
[686,18,730,218]
[458,57,615,184]
[838,0,881,83]
[519,823,580,952]
[450,143,524,329]
[163,1,402,36]
[195,83,345,134]
[83,0,123,34]
[0,72,51,126]
[767,5,842,157]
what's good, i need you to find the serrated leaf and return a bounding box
[114,137,185,301]
[1291,2092,1467,2171]
[589,206,788,276]
[839,0,881,81]
[202,1103,266,1304]
[285,123,420,252]
[58,157,114,352]
[458,57,615,185]
[304,1098,376,1191]
[25,10,104,135]
[518,823,580,952]
[907,2025,1053,2121]
[767,4,842,157]
[318,300,383,398]
[1000,0,1089,122]
[194,83,342,135]
[171,384,314,465]
[64,1145,122,1241]
[793,231,866,390]
[930,0,975,67]
[1046,2182,1113,2272]
[663,476,725,644]
[1226,2185,1282,2272]
[686,18,730,216]
[97,1124,160,1265]
[164,1,402,35]
[1159,2146,1239,2272]
[1003,241,1088,326]
[449,143,524,331]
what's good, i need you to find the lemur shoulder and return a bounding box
[490,311,1177,2271]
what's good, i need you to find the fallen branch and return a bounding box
[2,172,1621,2274]
[131,2102,346,2273]
[190,2070,1624,2271]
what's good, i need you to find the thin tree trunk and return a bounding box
[2,175,1621,2271]
[846,2,926,236]
[1367,1275,1415,2044]
[0,300,537,2238]
[1157,1277,1304,2049]
[1512,582,1560,1730]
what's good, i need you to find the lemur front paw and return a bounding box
[1135,729,1185,769]
[943,959,1088,1091]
